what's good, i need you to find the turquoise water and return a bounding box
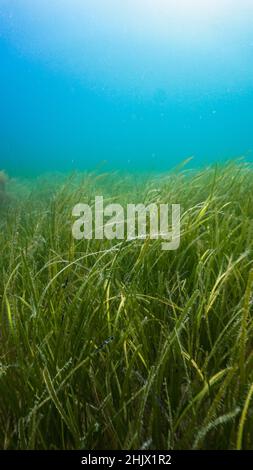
[1,0,253,176]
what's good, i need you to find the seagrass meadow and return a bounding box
[1,161,253,450]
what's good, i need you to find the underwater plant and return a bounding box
[0,170,8,205]
[1,161,253,450]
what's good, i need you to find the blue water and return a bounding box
[1,0,253,176]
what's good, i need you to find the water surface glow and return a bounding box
[0,0,253,175]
